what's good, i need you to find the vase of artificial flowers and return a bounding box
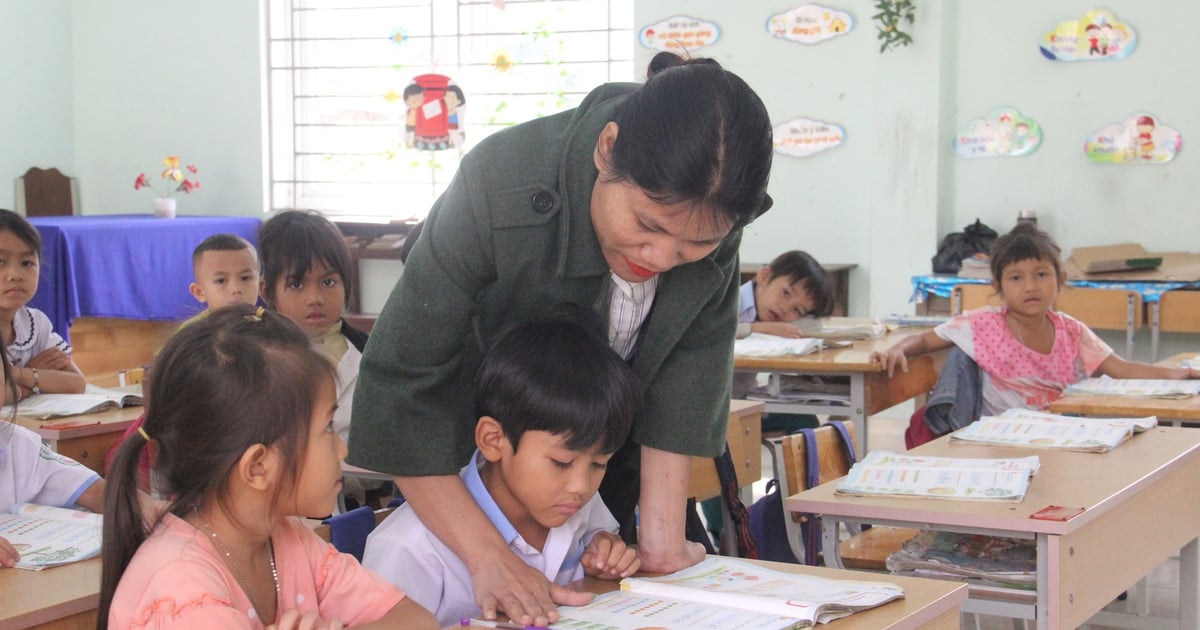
[134,156,200,218]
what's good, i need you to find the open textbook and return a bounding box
[735,335,823,357]
[835,450,1040,502]
[1064,376,1200,399]
[551,557,904,629]
[950,408,1156,452]
[0,503,102,570]
[1,384,143,420]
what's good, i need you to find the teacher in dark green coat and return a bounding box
[349,55,773,626]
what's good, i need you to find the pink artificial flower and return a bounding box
[134,173,149,190]
[180,180,200,193]
[186,164,198,174]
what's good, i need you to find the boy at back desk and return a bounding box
[363,318,641,627]
[103,234,260,485]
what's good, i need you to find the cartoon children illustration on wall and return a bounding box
[1136,115,1156,160]
[401,74,466,152]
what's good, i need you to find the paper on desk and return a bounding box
[734,334,823,357]
[950,408,1155,453]
[1063,376,1200,399]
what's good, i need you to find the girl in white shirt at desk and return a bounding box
[0,209,85,404]
[0,358,104,567]
[873,223,1198,415]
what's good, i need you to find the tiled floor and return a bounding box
[742,414,1184,630]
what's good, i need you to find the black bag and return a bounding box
[932,219,999,274]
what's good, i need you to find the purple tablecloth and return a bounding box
[29,215,261,341]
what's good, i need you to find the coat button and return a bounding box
[531,191,555,213]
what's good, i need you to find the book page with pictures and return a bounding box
[836,452,1037,502]
[560,557,903,628]
[949,408,1155,452]
[551,590,808,629]
[885,531,1037,590]
[0,504,102,570]
[1,384,143,420]
[1064,376,1200,399]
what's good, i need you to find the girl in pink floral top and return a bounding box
[874,224,1197,416]
[99,306,438,630]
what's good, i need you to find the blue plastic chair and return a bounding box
[322,505,376,562]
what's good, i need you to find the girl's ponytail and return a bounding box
[97,426,153,629]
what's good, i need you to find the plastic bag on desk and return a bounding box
[932,219,998,273]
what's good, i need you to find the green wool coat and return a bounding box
[347,82,754,476]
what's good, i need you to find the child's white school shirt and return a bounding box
[4,306,71,367]
[736,280,757,338]
[0,423,99,511]
[362,450,619,627]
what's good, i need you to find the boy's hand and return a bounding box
[28,348,71,371]
[581,531,640,579]
[0,536,19,567]
[751,322,804,339]
[869,348,909,377]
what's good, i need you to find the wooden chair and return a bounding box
[768,424,917,568]
[15,167,78,217]
[1151,290,1200,361]
[1054,286,1141,358]
[951,284,1001,314]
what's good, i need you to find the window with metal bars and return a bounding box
[265,0,634,221]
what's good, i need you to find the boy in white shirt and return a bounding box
[364,318,641,626]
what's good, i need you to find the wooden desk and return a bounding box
[786,428,1200,629]
[15,406,143,474]
[735,326,940,452]
[573,557,967,629]
[0,557,101,629]
[687,400,763,502]
[1047,352,1200,424]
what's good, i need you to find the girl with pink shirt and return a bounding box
[99,305,437,630]
[873,224,1197,416]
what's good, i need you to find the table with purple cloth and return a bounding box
[29,214,261,341]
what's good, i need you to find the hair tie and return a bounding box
[246,306,266,322]
[137,426,151,441]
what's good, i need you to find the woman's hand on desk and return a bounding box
[0,535,19,567]
[751,322,804,339]
[471,544,593,626]
[870,348,910,377]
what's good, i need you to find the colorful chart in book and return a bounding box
[953,107,1042,158]
[766,5,854,45]
[773,117,845,158]
[1065,376,1200,398]
[639,15,720,52]
[1039,9,1137,61]
[837,452,1036,501]
[950,409,1155,453]
[1084,113,1182,164]
[551,591,802,630]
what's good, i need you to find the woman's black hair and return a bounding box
[606,53,773,229]
[473,317,641,456]
[258,210,354,308]
[989,222,1065,285]
[0,209,43,260]
[98,305,336,628]
[765,250,835,317]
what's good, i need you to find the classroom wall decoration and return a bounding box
[953,107,1043,159]
[766,5,854,45]
[1084,113,1181,164]
[772,117,846,158]
[639,16,721,52]
[1039,9,1137,61]
[401,74,466,151]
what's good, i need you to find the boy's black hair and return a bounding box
[0,209,43,260]
[191,233,255,270]
[473,318,640,455]
[258,210,353,308]
[989,222,1064,285]
[403,83,424,99]
[765,250,835,317]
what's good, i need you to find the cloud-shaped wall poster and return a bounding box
[639,16,720,52]
[766,4,854,45]
[773,117,845,158]
[1084,113,1181,164]
[953,107,1042,159]
[1040,9,1136,61]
